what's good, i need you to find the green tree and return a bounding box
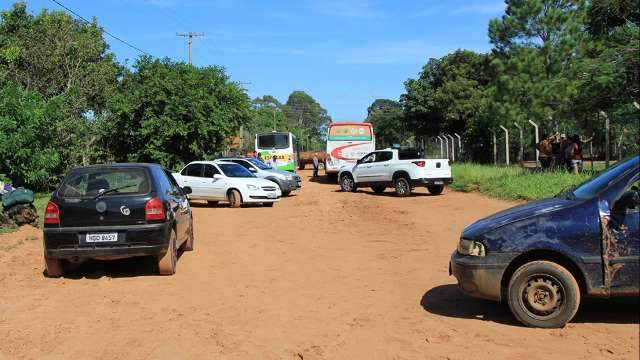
[282,91,331,150]
[366,99,407,148]
[102,56,251,169]
[487,0,587,128]
[0,84,63,189]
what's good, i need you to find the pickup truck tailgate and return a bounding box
[420,159,451,178]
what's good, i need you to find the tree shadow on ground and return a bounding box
[421,284,640,326]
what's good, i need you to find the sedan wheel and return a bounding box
[228,189,242,208]
[158,230,177,275]
[508,261,580,328]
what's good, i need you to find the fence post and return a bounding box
[442,135,450,160]
[489,129,497,165]
[454,133,462,161]
[599,111,610,168]
[514,123,523,165]
[436,136,443,158]
[447,134,455,162]
[528,119,539,166]
[499,125,510,165]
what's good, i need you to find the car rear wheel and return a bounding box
[263,202,274,207]
[181,222,194,251]
[158,230,177,275]
[394,177,411,197]
[427,185,444,195]
[507,260,580,328]
[371,185,386,193]
[228,189,242,208]
[340,175,357,192]
[44,255,64,278]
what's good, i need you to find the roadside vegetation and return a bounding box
[451,164,593,201]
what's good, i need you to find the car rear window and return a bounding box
[399,150,421,160]
[58,168,151,198]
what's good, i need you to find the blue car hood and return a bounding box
[463,197,572,238]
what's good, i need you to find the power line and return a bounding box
[49,0,152,57]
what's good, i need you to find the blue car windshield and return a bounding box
[218,163,255,178]
[571,156,639,200]
[247,158,270,170]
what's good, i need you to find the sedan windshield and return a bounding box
[218,163,255,178]
[247,158,270,170]
[571,156,639,200]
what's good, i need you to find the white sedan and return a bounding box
[173,161,281,207]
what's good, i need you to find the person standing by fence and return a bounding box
[312,153,319,178]
[568,133,595,174]
[537,133,555,170]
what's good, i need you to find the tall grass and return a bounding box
[451,164,593,201]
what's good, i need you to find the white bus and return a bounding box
[255,131,299,172]
[325,122,375,176]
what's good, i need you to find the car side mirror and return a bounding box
[249,168,257,172]
[213,174,223,179]
[181,186,192,195]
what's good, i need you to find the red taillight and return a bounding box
[44,201,60,224]
[145,197,165,221]
[412,161,426,167]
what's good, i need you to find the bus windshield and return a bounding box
[257,133,289,149]
[328,124,372,141]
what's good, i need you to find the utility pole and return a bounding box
[176,32,205,65]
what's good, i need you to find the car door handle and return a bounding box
[383,164,390,167]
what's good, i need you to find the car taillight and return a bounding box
[413,161,426,167]
[44,201,60,224]
[145,197,165,221]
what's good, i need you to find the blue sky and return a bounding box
[12,0,506,120]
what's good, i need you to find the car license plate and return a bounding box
[267,193,277,199]
[434,181,444,185]
[86,233,118,243]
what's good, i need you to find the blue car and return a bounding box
[450,156,639,328]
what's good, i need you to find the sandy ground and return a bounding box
[0,169,638,360]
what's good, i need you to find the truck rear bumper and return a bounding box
[411,177,453,187]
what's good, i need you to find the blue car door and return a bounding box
[608,174,640,293]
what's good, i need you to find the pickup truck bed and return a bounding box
[337,148,452,196]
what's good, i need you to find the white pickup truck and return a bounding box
[337,148,452,196]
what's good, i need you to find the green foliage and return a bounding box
[392,0,639,163]
[0,84,62,189]
[102,56,251,169]
[451,164,592,201]
[366,99,407,148]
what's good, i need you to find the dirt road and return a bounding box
[0,170,638,359]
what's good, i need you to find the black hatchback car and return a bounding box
[450,156,639,328]
[43,163,194,277]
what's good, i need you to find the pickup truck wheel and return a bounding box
[394,177,411,197]
[158,230,177,275]
[371,185,386,193]
[427,185,444,195]
[507,261,580,328]
[340,175,357,192]
[44,255,64,278]
[228,189,242,208]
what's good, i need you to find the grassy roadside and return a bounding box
[0,193,50,235]
[450,164,593,201]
